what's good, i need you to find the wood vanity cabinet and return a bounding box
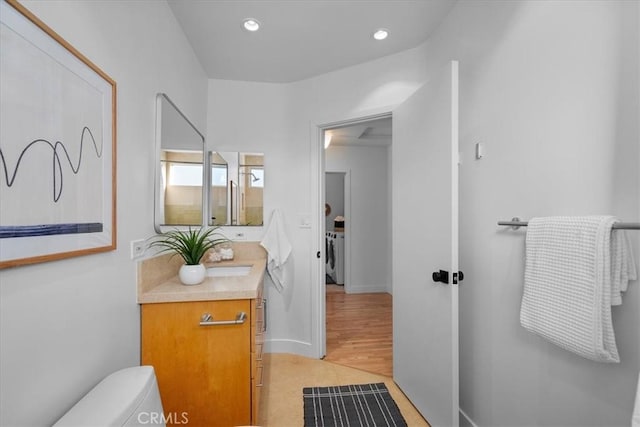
[141,283,265,427]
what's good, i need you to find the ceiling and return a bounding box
[326,117,392,148]
[168,0,457,83]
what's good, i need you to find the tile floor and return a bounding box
[258,353,430,426]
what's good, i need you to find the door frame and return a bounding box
[310,106,394,359]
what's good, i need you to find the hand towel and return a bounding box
[260,209,292,292]
[520,216,620,363]
[633,372,640,427]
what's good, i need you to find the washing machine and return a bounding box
[326,231,344,285]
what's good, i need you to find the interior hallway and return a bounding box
[325,285,393,377]
[258,353,429,426]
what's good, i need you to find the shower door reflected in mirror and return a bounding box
[154,93,205,232]
[210,151,228,225]
[212,152,264,226]
[238,153,264,226]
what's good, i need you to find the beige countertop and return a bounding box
[137,242,267,304]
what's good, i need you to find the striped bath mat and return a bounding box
[303,383,407,427]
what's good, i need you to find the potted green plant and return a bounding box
[149,227,228,285]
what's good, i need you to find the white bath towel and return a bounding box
[633,372,640,427]
[260,209,292,292]
[520,216,622,363]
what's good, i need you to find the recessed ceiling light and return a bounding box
[373,28,389,41]
[243,18,261,32]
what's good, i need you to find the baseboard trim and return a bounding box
[264,339,316,358]
[346,284,389,294]
[460,408,478,427]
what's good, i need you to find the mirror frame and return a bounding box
[154,93,207,233]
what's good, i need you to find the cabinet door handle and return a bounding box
[199,312,246,326]
[262,299,267,333]
[256,365,264,387]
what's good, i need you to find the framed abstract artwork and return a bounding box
[0,0,117,268]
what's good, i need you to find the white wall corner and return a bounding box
[460,408,479,427]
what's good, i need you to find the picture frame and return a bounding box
[0,0,117,268]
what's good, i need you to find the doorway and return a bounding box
[321,117,393,376]
[325,171,345,287]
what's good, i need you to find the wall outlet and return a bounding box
[130,239,145,259]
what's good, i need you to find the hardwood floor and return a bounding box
[324,285,393,377]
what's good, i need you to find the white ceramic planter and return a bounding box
[179,264,206,285]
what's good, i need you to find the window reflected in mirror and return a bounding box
[160,150,203,226]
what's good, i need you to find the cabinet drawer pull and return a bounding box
[256,342,263,361]
[262,299,267,333]
[199,312,246,326]
[256,365,264,387]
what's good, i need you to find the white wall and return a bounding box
[0,1,208,425]
[207,79,314,354]
[209,1,638,425]
[435,1,639,426]
[207,46,427,355]
[326,145,391,293]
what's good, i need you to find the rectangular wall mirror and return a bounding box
[154,93,206,232]
[210,151,264,226]
[154,93,264,232]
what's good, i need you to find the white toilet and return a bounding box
[53,366,165,427]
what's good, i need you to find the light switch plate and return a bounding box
[298,214,311,229]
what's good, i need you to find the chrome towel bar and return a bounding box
[498,217,640,230]
[199,312,246,326]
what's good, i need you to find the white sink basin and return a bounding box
[206,265,252,277]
